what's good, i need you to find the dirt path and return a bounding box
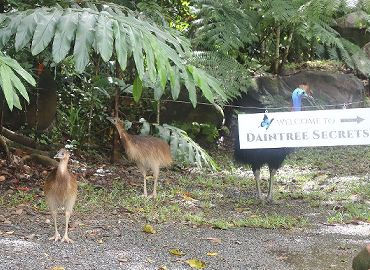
[0,146,369,269]
[0,210,368,270]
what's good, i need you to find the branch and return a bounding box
[21,154,58,167]
[1,127,49,151]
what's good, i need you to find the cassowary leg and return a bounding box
[61,210,73,243]
[253,169,262,200]
[138,166,148,197]
[49,210,61,241]
[151,167,160,199]
[267,168,277,202]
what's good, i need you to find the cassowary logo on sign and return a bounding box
[259,114,274,130]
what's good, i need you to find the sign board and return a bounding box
[238,108,370,149]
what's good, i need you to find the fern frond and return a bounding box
[191,0,257,53]
[189,51,251,104]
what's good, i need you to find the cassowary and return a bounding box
[352,244,370,270]
[44,148,77,243]
[233,118,292,202]
[107,117,172,198]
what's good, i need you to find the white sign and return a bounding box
[238,108,370,149]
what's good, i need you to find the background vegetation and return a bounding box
[0,0,369,167]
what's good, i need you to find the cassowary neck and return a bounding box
[115,124,131,147]
[57,158,69,178]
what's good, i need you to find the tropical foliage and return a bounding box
[0,0,368,169]
[0,53,35,110]
[0,2,227,107]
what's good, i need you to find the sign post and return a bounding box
[238,108,370,149]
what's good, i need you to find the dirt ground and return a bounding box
[0,146,369,270]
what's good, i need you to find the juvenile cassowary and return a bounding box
[233,119,293,202]
[107,117,172,198]
[44,148,77,243]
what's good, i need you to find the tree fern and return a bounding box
[0,3,227,107]
[189,51,251,104]
[191,0,258,53]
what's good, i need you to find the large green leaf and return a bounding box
[12,90,22,109]
[0,64,14,110]
[31,8,63,55]
[52,9,78,62]
[188,65,214,103]
[132,75,143,102]
[0,14,23,49]
[8,68,29,102]
[113,21,128,71]
[169,66,180,100]
[128,25,144,80]
[0,56,36,86]
[96,11,114,62]
[73,10,96,73]
[15,11,38,51]
[143,35,156,83]
[183,70,197,107]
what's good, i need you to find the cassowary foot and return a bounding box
[266,196,278,205]
[147,192,157,199]
[61,235,74,243]
[49,232,61,242]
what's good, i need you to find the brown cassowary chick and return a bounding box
[352,244,370,270]
[108,117,172,198]
[44,149,77,243]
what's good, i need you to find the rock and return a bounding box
[160,101,224,127]
[364,42,370,58]
[335,11,370,47]
[225,70,364,126]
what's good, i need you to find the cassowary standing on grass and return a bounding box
[233,118,293,202]
[107,117,172,198]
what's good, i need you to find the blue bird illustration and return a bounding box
[259,114,274,130]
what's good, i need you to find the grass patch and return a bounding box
[184,212,308,229]
[287,146,370,175]
[234,214,309,229]
[327,203,370,224]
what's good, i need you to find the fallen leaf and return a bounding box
[45,219,51,224]
[5,231,14,235]
[0,176,5,182]
[16,186,30,192]
[185,259,206,269]
[202,237,221,244]
[118,257,128,263]
[143,224,156,234]
[207,252,218,256]
[169,248,184,256]
[97,239,103,244]
[3,219,11,225]
[26,233,36,240]
[158,266,168,270]
[15,208,23,215]
[51,267,65,270]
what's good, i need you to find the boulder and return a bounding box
[335,11,370,47]
[224,70,365,126]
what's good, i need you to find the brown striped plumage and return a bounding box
[108,117,172,198]
[44,149,77,243]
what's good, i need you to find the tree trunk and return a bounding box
[156,100,160,124]
[111,62,122,163]
[281,30,294,71]
[1,126,49,150]
[0,135,10,162]
[273,24,281,74]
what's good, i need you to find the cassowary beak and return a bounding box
[54,149,65,159]
[107,117,115,124]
